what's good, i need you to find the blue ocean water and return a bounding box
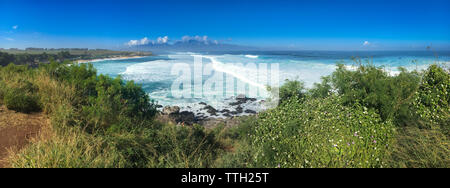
[90,51,450,116]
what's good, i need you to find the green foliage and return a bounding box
[1,49,150,67]
[4,87,41,113]
[215,117,259,168]
[0,71,42,113]
[225,96,395,168]
[329,64,421,122]
[0,51,69,67]
[9,129,127,168]
[269,79,306,103]
[0,81,5,105]
[0,52,16,66]
[388,126,449,168]
[412,65,450,133]
[309,76,332,98]
[145,125,224,168]
[40,62,157,132]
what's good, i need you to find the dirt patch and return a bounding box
[0,105,48,168]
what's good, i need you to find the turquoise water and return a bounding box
[90,51,450,115]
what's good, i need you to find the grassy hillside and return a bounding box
[0,57,448,168]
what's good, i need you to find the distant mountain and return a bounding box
[126,39,258,53]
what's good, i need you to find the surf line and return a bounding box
[200,55,267,90]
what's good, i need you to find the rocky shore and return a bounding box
[156,94,264,129]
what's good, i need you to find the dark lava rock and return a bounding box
[163,106,180,115]
[220,109,231,113]
[229,101,242,106]
[223,113,232,117]
[199,102,207,105]
[235,106,243,114]
[156,104,163,108]
[244,109,257,114]
[203,105,217,116]
[169,111,196,125]
[230,95,257,106]
[236,94,246,100]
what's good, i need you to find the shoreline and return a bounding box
[76,55,149,64]
[157,95,269,128]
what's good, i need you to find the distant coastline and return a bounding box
[0,48,152,67]
[76,55,149,63]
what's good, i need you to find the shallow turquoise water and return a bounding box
[90,51,450,114]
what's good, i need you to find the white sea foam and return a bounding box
[120,60,176,82]
[90,52,448,118]
[201,55,267,90]
[245,55,259,59]
[76,56,146,64]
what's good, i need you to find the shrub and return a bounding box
[3,83,41,113]
[38,63,157,132]
[329,64,420,122]
[268,79,306,104]
[279,80,306,102]
[146,124,224,168]
[80,75,157,132]
[239,96,395,168]
[4,90,41,113]
[0,80,5,105]
[309,76,332,98]
[412,65,449,133]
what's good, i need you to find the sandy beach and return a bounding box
[76,56,148,63]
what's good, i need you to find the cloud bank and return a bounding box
[126,35,219,47]
[126,36,170,46]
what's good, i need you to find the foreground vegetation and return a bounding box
[219,63,448,168]
[0,56,448,168]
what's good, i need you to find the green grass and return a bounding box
[8,128,127,168]
[2,61,223,168]
[388,126,449,168]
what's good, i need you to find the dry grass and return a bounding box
[0,105,50,168]
[7,127,126,168]
[388,126,450,168]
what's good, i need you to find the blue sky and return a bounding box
[1,0,449,50]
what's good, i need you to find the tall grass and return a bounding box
[388,126,449,168]
[2,62,224,168]
[8,128,127,168]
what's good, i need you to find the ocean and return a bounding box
[90,51,450,118]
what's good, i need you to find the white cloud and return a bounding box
[12,25,18,30]
[157,36,169,44]
[127,36,170,46]
[4,37,14,41]
[127,40,139,46]
[363,41,370,46]
[140,37,150,45]
[126,35,221,46]
[181,35,192,42]
[181,35,215,44]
